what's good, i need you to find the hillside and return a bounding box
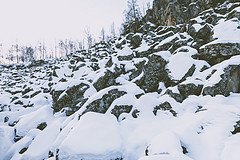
[1,0,240,160]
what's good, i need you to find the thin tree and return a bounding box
[123,0,142,33]
[110,22,116,38]
[100,28,106,41]
[84,27,93,49]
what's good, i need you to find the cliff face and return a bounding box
[145,0,226,26]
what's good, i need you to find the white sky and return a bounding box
[0,0,152,45]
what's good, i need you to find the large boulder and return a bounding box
[130,34,142,48]
[51,82,94,115]
[203,65,240,96]
[178,83,203,99]
[137,53,172,92]
[153,101,177,116]
[82,89,127,114]
[93,69,116,91]
[195,43,240,65]
[195,23,213,42]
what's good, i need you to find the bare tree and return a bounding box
[110,22,116,38]
[84,27,93,49]
[124,0,142,25]
[38,41,46,59]
[100,28,106,41]
[76,40,84,50]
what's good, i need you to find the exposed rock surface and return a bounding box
[137,53,172,92]
[203,65,240,96]
[145,0,226,26]
[82,89,127,114]
[51,82,90,115]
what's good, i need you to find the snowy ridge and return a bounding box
[1,0,240,160]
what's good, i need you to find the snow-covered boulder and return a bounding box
[52,80,96,115]
[203,64,240,96]
[141,132,192,160]
[82,88,127,114]
[58,112,123,160]
[138,52,172,92]
[93,69,116,91]
[196,43,240,65]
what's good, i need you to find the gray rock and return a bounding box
[153,101,177,116]
[137,54,172,92]
[203,65,240,96]
[111,105,133,118]
[82,89,127,115]
[51,83,90,115]
[195,24,213,42]
[178,83,203,99]
[232,120,240,134]
[195,43,240,65]
[165,89,184,103]
[130,34,142,48]
[93,69,116,91]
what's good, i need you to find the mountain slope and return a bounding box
[1,0,240,160]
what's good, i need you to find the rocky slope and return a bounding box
[1,0,240,160]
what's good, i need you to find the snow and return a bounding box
[21,119,63,160]
[59,112,123,160]
[3,129,41,160]
[1,2,240,160]
[201,55,240,87]
[0,92,11,106]
[233,6,240,12]
[192,23,202,32]
[154,34,178,49]
[146,132,183,155]
[15,105,54,137]
[167,52,194,80]
[201,19,240,47]
[139,154,193,160]
[167,50,209,81]
[0,126,14,160]
[55,63,72,78]
[117,46,133,56]
[136,40,149,52]
[221,134,240,160]
[153,51,171,61]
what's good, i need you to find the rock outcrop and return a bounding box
[145,0,226,26]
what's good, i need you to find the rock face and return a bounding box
[178,83,203,99]
[52,83,90,115]
[195,24,213,42]
[195,43,240,65]
[145,0,226,26]
[137,53,172,92]
[82,89,127,114]
[130,34,142,48]
[93,70,116,91]
[203,65,240,96]
[111,105,133,118]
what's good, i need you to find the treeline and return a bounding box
[0,22,117,64]
[0,0,151,64]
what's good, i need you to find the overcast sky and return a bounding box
[0,0,152,45]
